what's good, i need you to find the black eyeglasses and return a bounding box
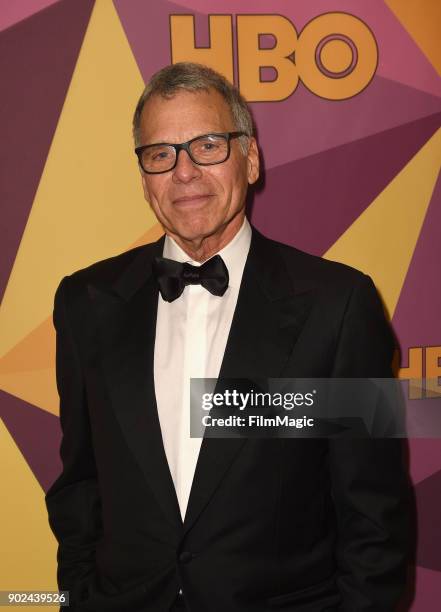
[135,131,246,174]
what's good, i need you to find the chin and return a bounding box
[171,217,221,242]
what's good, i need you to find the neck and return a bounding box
[167,213,245,262]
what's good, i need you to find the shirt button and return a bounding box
[179,551,194,564]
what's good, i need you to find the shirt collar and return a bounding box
[163,217,252,289]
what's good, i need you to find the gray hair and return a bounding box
[132,62,254,154]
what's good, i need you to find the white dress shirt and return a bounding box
[153,217,252,520]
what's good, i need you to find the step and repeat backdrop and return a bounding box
[1,0,440,609]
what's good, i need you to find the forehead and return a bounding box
[139,88,235,144]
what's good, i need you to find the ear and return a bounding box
[246,137,260,185]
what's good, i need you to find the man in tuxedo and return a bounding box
[46,62,409,611]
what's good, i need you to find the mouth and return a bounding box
[172,194,214,205]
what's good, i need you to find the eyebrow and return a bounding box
[143,132,229,147]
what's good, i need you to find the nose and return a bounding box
[172,148,202,183]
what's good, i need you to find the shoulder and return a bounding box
[54,238,163,303]
[252,227,367,291]
[251,230,393,367]
[69,243,152,284]
[67,238,162,285]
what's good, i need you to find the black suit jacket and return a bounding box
[45,227,409,612]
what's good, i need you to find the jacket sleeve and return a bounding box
[328,273,410,612]
[45,276,102,608]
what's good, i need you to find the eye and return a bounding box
[192,136,225,156]
[152,150,171,160]
[201,142,218,151]
[145,146,173,164]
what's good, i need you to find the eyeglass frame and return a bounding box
[134,131,247,174]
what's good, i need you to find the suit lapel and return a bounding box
[183,228,315,534]
[88,237,183,533]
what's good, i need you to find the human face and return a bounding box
[138,89,259,250]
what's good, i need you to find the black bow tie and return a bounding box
[152,254,229,302]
